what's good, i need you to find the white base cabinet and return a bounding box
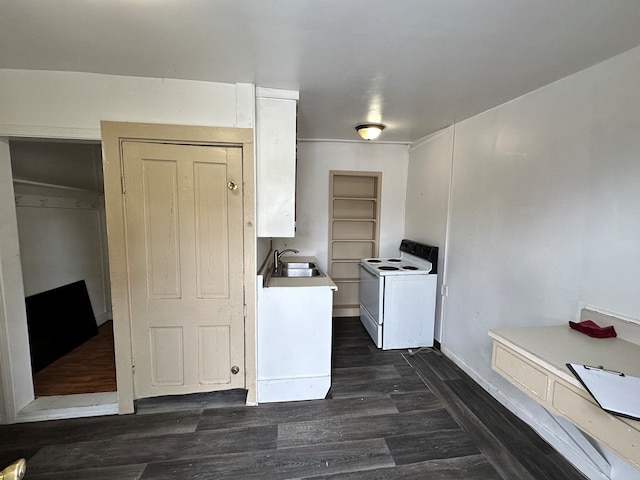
[257,280,333,403]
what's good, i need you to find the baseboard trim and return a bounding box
[257,375,330,403]
[95,311,112,326]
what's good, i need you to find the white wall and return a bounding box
[275,141,410,273]
[405,127,453,341]
[256,238,272,272]
[0,69,255,422]
[10,141,103,190]
[406,45,640,479]
[0,69,250,139]
[16,206,110,320]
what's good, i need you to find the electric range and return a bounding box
[359,239,438,350]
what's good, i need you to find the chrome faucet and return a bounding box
[273,246,299,272]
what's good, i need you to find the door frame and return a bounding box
[101,121,256,414]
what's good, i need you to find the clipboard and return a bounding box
[567,363,640,421]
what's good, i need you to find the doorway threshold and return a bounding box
[17,392,118,423]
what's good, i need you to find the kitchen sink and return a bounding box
[272,262,324,278]
[281,261,316,269]
[276,268,323,277]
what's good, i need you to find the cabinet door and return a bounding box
[256,96,297,237]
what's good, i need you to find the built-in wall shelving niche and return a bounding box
[328,171,381,317]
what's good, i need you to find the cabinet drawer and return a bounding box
[552,380,640,469]
[493,342,549,402]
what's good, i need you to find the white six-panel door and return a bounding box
[122,141,245,399]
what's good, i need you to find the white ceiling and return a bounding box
[3,1,640,142]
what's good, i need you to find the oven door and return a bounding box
[359,264,384,347]
[360,264,382,323]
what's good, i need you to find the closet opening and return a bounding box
[9,139,116,406]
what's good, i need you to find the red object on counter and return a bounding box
[569,320,617,338]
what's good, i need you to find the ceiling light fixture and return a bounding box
[355,123,385,141]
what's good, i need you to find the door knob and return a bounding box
[231,365,240,375]
[227,181,238,191]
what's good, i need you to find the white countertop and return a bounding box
[489,325,640,386]
[260,256,337,290]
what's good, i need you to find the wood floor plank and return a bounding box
[331,335,372,348]
[446,377,555,454]
[198,395,398,431]
[330,365,402,384]
[388,363,418,377]
[404,350,461,381]
[27,464,146,480]
[33,321,116,397]
[0,410,200,450]
[331,345,373,357]
[277,409,458,449]
[389,390,442,413]
[139,439,394,480]
[135,389,247,415]
[26,426,277,473]
[385,429,481,465]
[328,374,427,399]
[302,453,502,480]
[332,353,408,368]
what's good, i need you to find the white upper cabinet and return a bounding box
[256,88,298,238]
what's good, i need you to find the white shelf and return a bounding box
[13,177,102,195]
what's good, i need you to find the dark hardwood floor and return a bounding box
[33,321,116,397]
[1,317,588,479]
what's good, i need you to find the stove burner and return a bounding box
[403,266,419,270]
[379,266,400,271]
[387,258,402,262]
[367,259,381,263]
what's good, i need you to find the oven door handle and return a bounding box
[360,264,380,279]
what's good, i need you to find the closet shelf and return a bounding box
[13,178,102,195]
[333,197,377,201]
[331,239,376,243]
[333,218,377,222]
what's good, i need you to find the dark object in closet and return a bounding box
[26,280,98,373]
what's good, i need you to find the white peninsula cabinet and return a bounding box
[256,256,337,403]
[256,88,298,238]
